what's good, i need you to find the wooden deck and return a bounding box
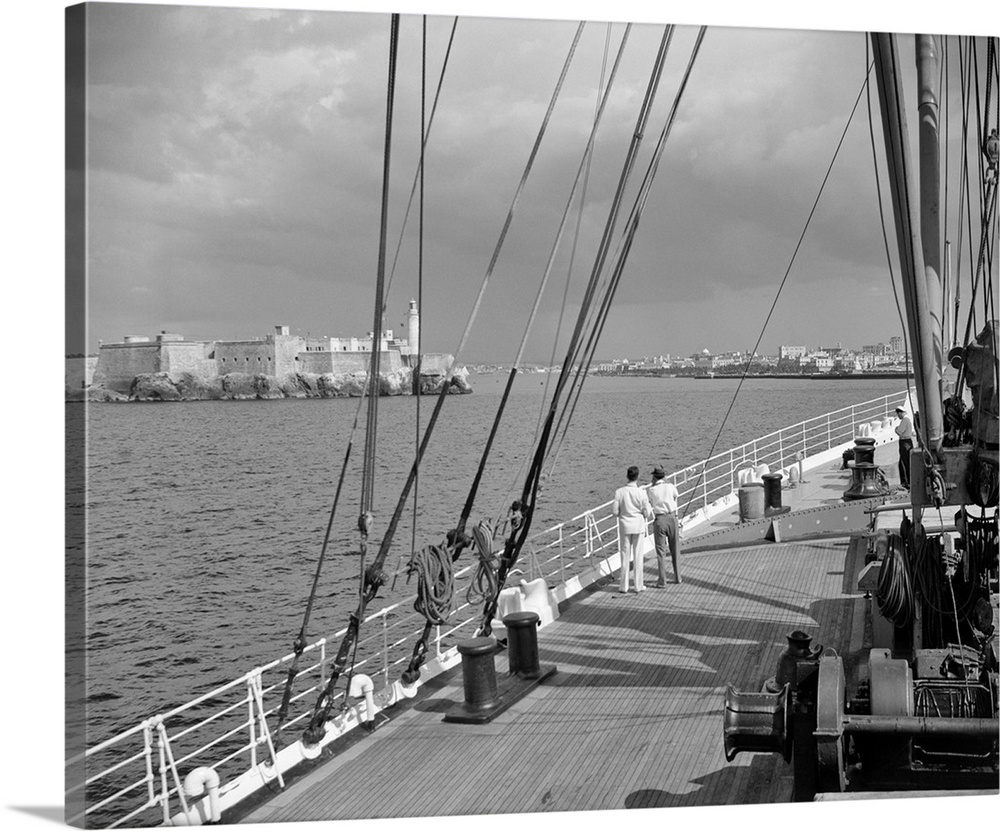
[240,447,882,823]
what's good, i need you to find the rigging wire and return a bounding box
[302,14,402,742]
[494,23,634,519]
[444,22,586,368]
[388,26,594,679]
[679,55,875,518]
[549,29,706,479]
[549,27,675,415]
[954,36,1000,405]
[407,14,429,582]
[535,25,678,487]
[478,28,705,639]
[538,23,615,436]
[360,13,402,519]
[273,399,363,737]
[384,17,459,299]
[276,16,409,738]
[363,23,589,594]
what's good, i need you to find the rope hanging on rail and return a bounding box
[407,543,454,625]
[467,519,500,605]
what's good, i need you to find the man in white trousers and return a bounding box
[612,465,653,594]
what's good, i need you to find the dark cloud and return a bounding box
[76,3,994,361]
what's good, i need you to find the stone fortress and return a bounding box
[69,301,470,401]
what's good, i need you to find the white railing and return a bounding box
[69,391,904,827]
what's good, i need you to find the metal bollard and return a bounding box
[762,472,784,511]
[853,436,876,465]
[456,637,500,713]
[503,611,541,678]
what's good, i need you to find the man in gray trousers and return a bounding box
[648,466,682,585]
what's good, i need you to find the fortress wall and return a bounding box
[161,342,214,379]
[273,335,306,376]
[94,344,162,392]
[382,351,404,373]
[215,341,276,376]
[297,351,405,375]
[297,352,335,374]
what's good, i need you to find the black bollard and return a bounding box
[503,611,541,678]
[843,438,890,500]
[853,437,876,466]
[762,472,783,511]
[456,637,500,714]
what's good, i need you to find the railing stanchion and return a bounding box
[586,512,593,560]
[156,724,170,826]
[382,612,390,687]
[558,526,565,582]
[247,678,258,769]
[435,623,442,658]
[319,639,327,690]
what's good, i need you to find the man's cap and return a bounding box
[895,406,905,413]
[651,466,666,478]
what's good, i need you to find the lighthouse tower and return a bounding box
[406,299,420,354]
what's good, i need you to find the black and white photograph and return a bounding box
[6,1,1000,829]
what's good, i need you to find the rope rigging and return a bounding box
[477,27,710,638]
[532,23,616,488]
[476,23,634,525]
[395,22,590,679]
[302,14,402,745]
[534,26,678,486]
[668,45,872,520]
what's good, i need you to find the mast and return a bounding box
[870,33,943,452]
[916,34,945,421]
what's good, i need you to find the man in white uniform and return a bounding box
[648,466,682,585]
[612,465,653,593]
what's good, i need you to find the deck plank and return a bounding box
[242,531,860,823]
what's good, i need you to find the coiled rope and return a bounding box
[876,531,913,625]
[407,544,454,625]
[467,519,500,605]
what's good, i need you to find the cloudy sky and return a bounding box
[3,3,994,829]
[65,2,995,364]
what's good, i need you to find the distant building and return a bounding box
[863,342,892,356]
[91,302,454,394]
[778,345,807,360]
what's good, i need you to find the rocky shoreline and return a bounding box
[66,368,472,402]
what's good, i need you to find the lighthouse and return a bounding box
[406,299,420,354]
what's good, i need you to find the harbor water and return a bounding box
[74,375,905,744]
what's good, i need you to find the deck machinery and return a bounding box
[722,32,999,798]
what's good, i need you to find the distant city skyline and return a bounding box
[77,319,910,365]
[65,4,993,366]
